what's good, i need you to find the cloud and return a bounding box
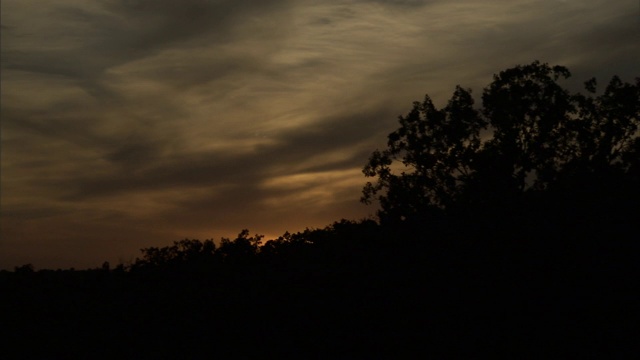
[1,0,637,268]
[1,0,295,107]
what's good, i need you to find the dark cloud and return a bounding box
[1,0,637,269]
[56,106,393,201]
[1,0,293,101]
[105,134,167,168]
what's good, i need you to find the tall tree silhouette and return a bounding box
[361,85,486,223]
[362,61,639,224]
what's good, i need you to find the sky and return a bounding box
[1,0,638,269]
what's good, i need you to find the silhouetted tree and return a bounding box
[363,61,639,224]
[216,229,263,265]
[362,85,485,223]
[14,263,35,274]
[132,238,216,270]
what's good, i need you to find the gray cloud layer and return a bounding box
[1,0,638,268]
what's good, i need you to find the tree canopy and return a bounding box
[362,61,640,224]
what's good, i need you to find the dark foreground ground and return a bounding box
[2,215,638,359]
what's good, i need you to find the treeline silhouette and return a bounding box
[2,62,638,358]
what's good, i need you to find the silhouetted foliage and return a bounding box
[14,263,35,274]
[363,61,640,225]
[131,238,216,270]
[215,229,262,265]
